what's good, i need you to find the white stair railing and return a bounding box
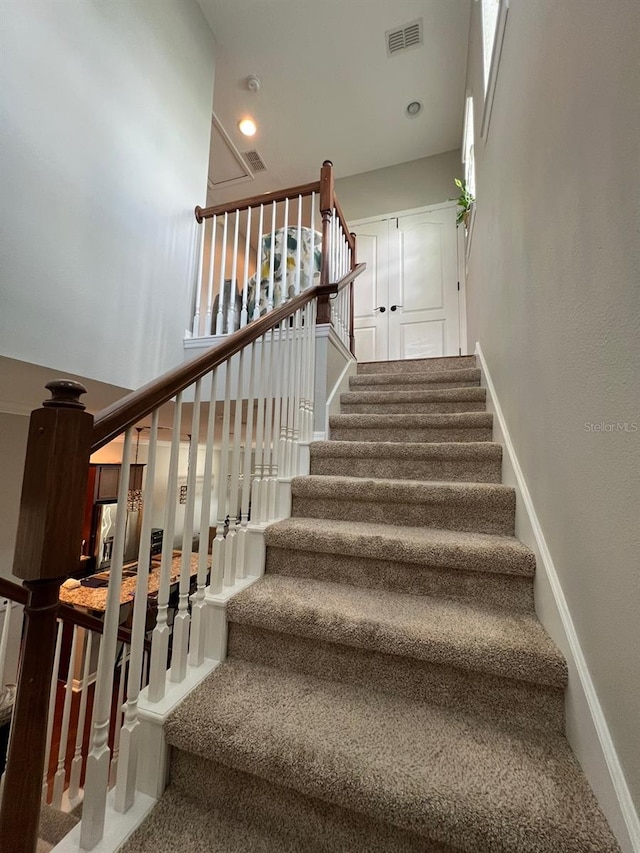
[0,161,364,852]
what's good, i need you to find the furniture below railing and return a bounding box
[192,160,357,355]
[0,158,365,851]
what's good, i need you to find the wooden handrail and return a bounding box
[0,576,145,650]
[93,285,322,452]
[195,180,320,221]
[334,195,355,254]
[91,262,366,453]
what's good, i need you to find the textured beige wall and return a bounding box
[335,150,462,221]
[464,0,640,833]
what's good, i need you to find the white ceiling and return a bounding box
[197,0,472,205]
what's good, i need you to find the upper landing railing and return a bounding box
[191,160,357,353]
[0,160,364,852]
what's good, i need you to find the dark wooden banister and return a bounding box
[93,263,364,450]
[95,282,325,451]
[0,577,148,664]
[334,195,355,254]
[195,180,321,221]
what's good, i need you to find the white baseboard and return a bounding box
[475,342,638,853]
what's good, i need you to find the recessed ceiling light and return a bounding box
[238,118,257,137]
[406,101,422,118]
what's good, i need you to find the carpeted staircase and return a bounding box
[121,355,621,853]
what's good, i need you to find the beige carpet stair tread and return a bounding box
[292,474,513,502]
[309,440,502,481]
[164,659,619,853]
[357,355,476,374]
[310,439,502,462]
[120,756,448,853]
[350,367,481,388]
[266,517,535,576]
[37,804,79,852]
[228,575,566,687]
[330,413,492,429]
[341,387,486,404]
[291,475,515,535]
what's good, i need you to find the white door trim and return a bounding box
[349,199,458,228]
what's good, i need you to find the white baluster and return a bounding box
[213,354,233,590]
[251,333,268,522]
[82,428,132,848]
[171,383,201,682]
[190,367,217,666]
[67,630,94,809]
[310,192,316,291]
[253,205,264,322]
[240,207,251,328]
[281,197,289,305]
[295,195,302,295]
[109,646,127,788]
[237,342,256,579]
[42,620,63,804]
[225,348,244,587]
[148,395,182,703]
[262,325,277,520]
[291,307,303,475]
[306,300,316,439]
[115,410,159,812]
[192,219,206,337]
[285,309,298,477]
[205,215,217,336]
[52,624,80,808]
[267,201,276,312]
[228,210,240,333]
[265,320,282,521]
[216,213,228,335]
[0,599,13,687]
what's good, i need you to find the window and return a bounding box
[482,0,500,92]
[479,0,509,139]
[462,96,476,199]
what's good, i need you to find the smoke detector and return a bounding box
[246,75,262,93]
[406,101,423,118]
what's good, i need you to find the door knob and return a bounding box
[375,306,386,313]
[390,305,403,312]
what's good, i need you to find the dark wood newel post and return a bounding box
[0,380,93,853]
[349,232,357,356]
[317,160,335,325]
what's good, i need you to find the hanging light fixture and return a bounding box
[127,427,144,512]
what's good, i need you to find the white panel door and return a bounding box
[388,206,460,360]
[352,219,389,362]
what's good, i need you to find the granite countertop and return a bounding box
[59,552,209,612]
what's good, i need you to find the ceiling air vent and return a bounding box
[244,149,267,173]
[386,19,423,57]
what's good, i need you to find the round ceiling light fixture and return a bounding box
[406,100,422,118]
[238,117,257,137]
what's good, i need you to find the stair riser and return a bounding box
[228,625,565,735]
[266,547,535,611]
[291,494,515,535]
[310,455,502,483]
[330,427,493,443]
[169,751,447,853]
[350,379,480,392]
[357,356,476,375]
[341,401,487,414]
